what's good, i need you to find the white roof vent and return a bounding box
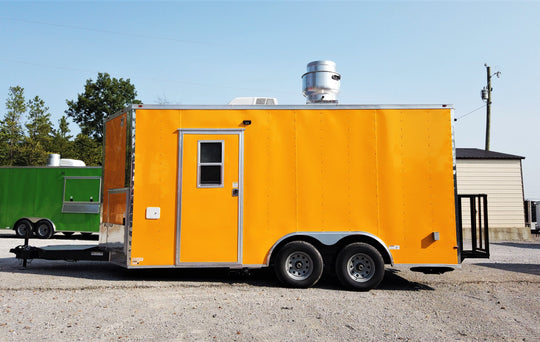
[228,97,278,105]
[47,154,86,167]
[59,159,86,167]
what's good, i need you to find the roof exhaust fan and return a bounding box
[302,60,341,104]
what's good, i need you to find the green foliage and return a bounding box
[0,86,26,165]
[65,72,140,143]
[1,73,137,167]
[21,96,54,165]
[26,96,53,142]
[50,116,75,159]
[73,134,102,166]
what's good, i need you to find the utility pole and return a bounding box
[484,64,491,150]
[481,64,500,151]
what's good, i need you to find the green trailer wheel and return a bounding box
[14,219,34,238]
[35,219,54,239]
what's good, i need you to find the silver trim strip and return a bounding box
[266,231,394,266]
[177,128,246,133]
[397,264,461,268]
[63,176,102,180]
[108,187,128,194]
[176,129,244,266]
[177,131,184,264]
[109,104,453,123]
[107,108,130,121]
[62,202,100,214]
[126,263,248,269]
[126,109,136,267]
[132,104,454,110]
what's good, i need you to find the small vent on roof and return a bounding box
[228,97,278,105]
[46,154,86,167]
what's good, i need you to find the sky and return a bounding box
[1,0,539,199]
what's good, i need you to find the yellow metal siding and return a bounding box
[120,107,457,267]
[296,110,378,233]
[130,110,181,266]
[376,109,456,264]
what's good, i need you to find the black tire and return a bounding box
[14,219,34,238]
[274,241,323,288]
[335,242,385,291]
[35,219,54,239]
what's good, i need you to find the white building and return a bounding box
[456,148,529,240]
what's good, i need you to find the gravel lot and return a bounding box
[0,230,539,341]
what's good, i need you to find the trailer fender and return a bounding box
[266,232,394,266]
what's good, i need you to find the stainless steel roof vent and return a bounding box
[302,60,341,104]
[47,153,60,166]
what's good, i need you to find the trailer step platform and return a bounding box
[10,244,110,264]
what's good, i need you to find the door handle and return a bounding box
[232,188,239,197]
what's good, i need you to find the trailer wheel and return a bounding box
[335,242,385,291]
[14,219,34,238]
[35,220,54,239]
[274,241,323,288]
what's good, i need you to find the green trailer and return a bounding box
[0,166,102,238]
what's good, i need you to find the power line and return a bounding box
[454,104,486,122]
[0,58,294,95]
[0,16,212,46]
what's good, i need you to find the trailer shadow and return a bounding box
[0,257,433,292]
[378,269,435,291]
[472,263,540,276]
[491,242,540,250]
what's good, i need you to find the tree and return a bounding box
[20,95,53,165]
[0,86,26,165]
[65,73,139,143]
[50,115,75,159]
[72,133,102,166]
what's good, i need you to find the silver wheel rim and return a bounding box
[17,224,29,236]
[285,251,313,280]
[37,224,50,237]
[346,253,375,283]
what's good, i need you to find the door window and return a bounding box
[198,141,224,187]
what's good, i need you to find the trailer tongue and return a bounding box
[10,244,110,263]
[9,229,109,267]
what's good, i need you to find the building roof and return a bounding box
[456,148,524,160]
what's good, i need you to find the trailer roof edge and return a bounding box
[126,104,453,110]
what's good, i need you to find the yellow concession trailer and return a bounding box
[92,103,487,290]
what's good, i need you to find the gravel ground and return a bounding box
[0,230,539,341]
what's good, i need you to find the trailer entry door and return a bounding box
[177,129,244,265]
